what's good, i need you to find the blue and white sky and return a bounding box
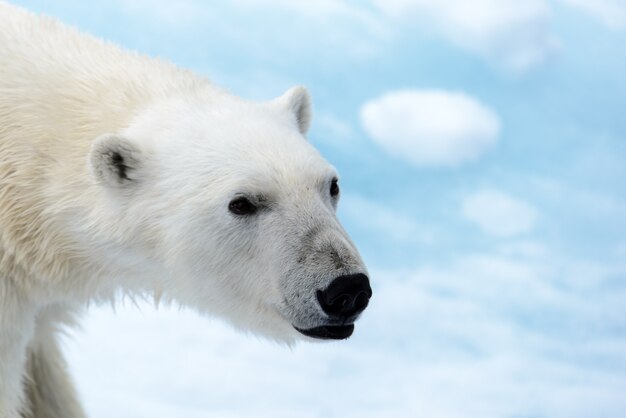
[12,0,626,417]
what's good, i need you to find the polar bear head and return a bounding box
[88,86,371,343]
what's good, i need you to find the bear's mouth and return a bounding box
[294,324,354,340]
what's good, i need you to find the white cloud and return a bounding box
[94,0,623,76]
[360,90,500,167]
[64,249,626,418]
[558,0,626,30]
[113,0,559,73]
[462,189,538,237]
[371,0,559,72]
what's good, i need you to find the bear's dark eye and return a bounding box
[229,197,257,216]
[330,178,340,198]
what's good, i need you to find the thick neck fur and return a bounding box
[0,6,197,415]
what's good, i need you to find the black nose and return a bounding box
[317,273,372,319]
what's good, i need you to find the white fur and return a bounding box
[0,2,367,417]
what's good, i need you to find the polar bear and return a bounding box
[0,2,372,417]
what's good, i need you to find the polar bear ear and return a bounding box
[273,86,312,135]
[89,133,144,188]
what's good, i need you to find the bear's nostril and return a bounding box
[326,293,351,315]
[335,294,350,308]
[317,273,372,319]
[354,291,369,311]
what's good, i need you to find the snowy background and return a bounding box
[11,0,626,417]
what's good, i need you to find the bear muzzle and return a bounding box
[294,273,372,340]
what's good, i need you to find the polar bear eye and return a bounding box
[229,197,258,216]
[330,178,340,198]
